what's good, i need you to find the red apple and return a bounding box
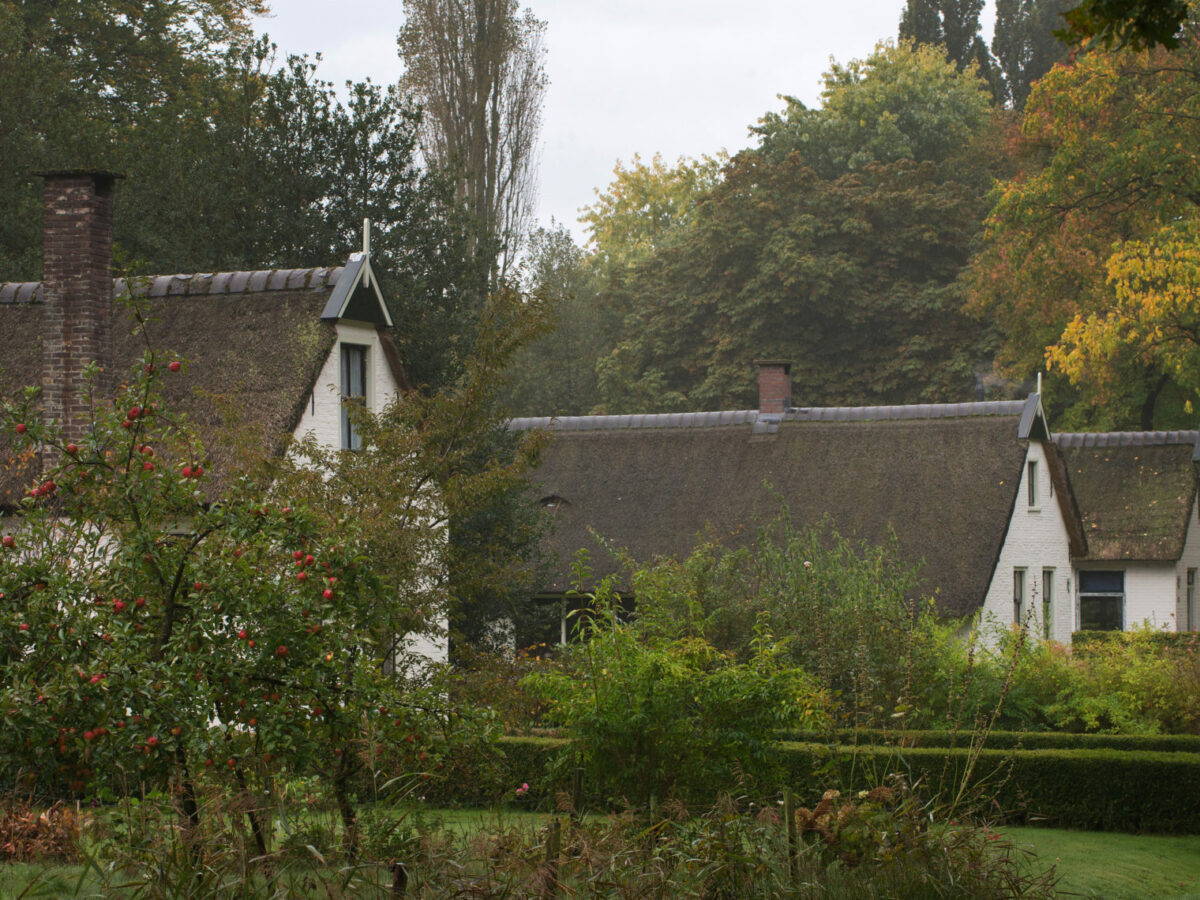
[238,629,248,640]
[113,600,126,612]
[146,736,159,747]
[181,465,193,478]
[296,572,308,582]
[226,758,236,769]
[66,443,78,454]
[14,423,26,434]
[193,465,203,477]
[135,597,145,608]
[304,554,314,566]
[142,462,154,471]
[2,536,14,549]
[169,360,181,372]
[274,645,288,657]
[293,550,304,561]
[18,623,28,632]
[127,406,141,419]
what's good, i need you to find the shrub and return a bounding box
[523,580,825,806]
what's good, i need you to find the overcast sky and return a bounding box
[255,1,995,246]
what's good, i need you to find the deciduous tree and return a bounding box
[397,0,548,282]
[968,38,1200,426]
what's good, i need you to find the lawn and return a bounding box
[1004,826,1200,899]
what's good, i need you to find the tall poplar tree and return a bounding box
[397,0,548,283]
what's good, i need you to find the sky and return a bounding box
[254,1,994,246]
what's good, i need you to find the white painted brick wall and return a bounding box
[980,441,1075,642]
[292,320,449,664]
[1174,499,1200,632]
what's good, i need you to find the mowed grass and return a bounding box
[1004,826,1200,899]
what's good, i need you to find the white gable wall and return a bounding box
[292,319,449,664]
[980,441,1075,641]
[1174,498,1200,632]
[293,321,399,447]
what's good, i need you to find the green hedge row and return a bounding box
[1072,630,1200,653]
[777,728,1200,753]
[777,741,1200,834]
[488,736,1200,833]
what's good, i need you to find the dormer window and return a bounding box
[1027,459,1039,508]
[340,344,368,450]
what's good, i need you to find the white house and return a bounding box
[0,170,447,661]
[513,361,1200,644]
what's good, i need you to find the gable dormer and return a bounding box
[320,250,392,327]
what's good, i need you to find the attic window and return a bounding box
[540,495,569,510]
[340,344,368,451]
[1027,460,1039,508]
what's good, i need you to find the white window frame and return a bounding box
[340,343,369,451]
[1014,567,1026,624]
[1042,567,1054,640]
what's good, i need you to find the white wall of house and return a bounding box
[1074,561,1176,632]
[1174,498,1200,632]
[980,441,1075,642]
[293,320,399,448]
[292,319,449,664]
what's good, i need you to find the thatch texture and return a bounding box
[0,269,345,504]
[1056,434,1199,561]
[522,411,1030,617]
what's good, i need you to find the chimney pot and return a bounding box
[756,359,792,415]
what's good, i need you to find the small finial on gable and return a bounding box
[1037,371,1042,395]
[362,218,372,289]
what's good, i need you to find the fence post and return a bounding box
[784,786,797,884]
[542,817,561,900]
[390,861,408,897]
[571,764,584,823]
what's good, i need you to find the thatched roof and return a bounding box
[1055,432,1200,561]
[0,264,400,504]
[513,402,1036,617]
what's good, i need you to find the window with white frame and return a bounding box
[1188,568,1196,632]
[340,344,368,451]
[1027,460,1039,508]
[1079,570,1124,631]
[1014,568,1026,624]
[1042,567,1054,640]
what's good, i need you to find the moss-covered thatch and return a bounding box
[518,407,1031,618]
[0,268,347,504]
[1057,433,1199,561]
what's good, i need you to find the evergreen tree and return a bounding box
[992,0,1075,108]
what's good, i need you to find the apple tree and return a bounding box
[0,329,441,858]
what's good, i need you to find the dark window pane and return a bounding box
[1079,570,1124,593]
[1080,595,1123,631]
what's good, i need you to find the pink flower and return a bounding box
[515,782,529,796]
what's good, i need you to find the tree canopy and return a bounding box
[969,37,1200,427]
[587,42,996,414]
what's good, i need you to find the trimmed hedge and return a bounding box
[777,741,1200,833]
[1072,630,1200,653]
[490,736,1200,833]
[778,728,1200,753]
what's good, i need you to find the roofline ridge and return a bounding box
[510,398,1028,432]
[1,266,345,301]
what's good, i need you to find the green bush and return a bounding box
[779,728,1200,753]
[523,579,824,806]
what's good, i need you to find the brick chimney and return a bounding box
[756,360,792,415]
[36,170,120,449]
